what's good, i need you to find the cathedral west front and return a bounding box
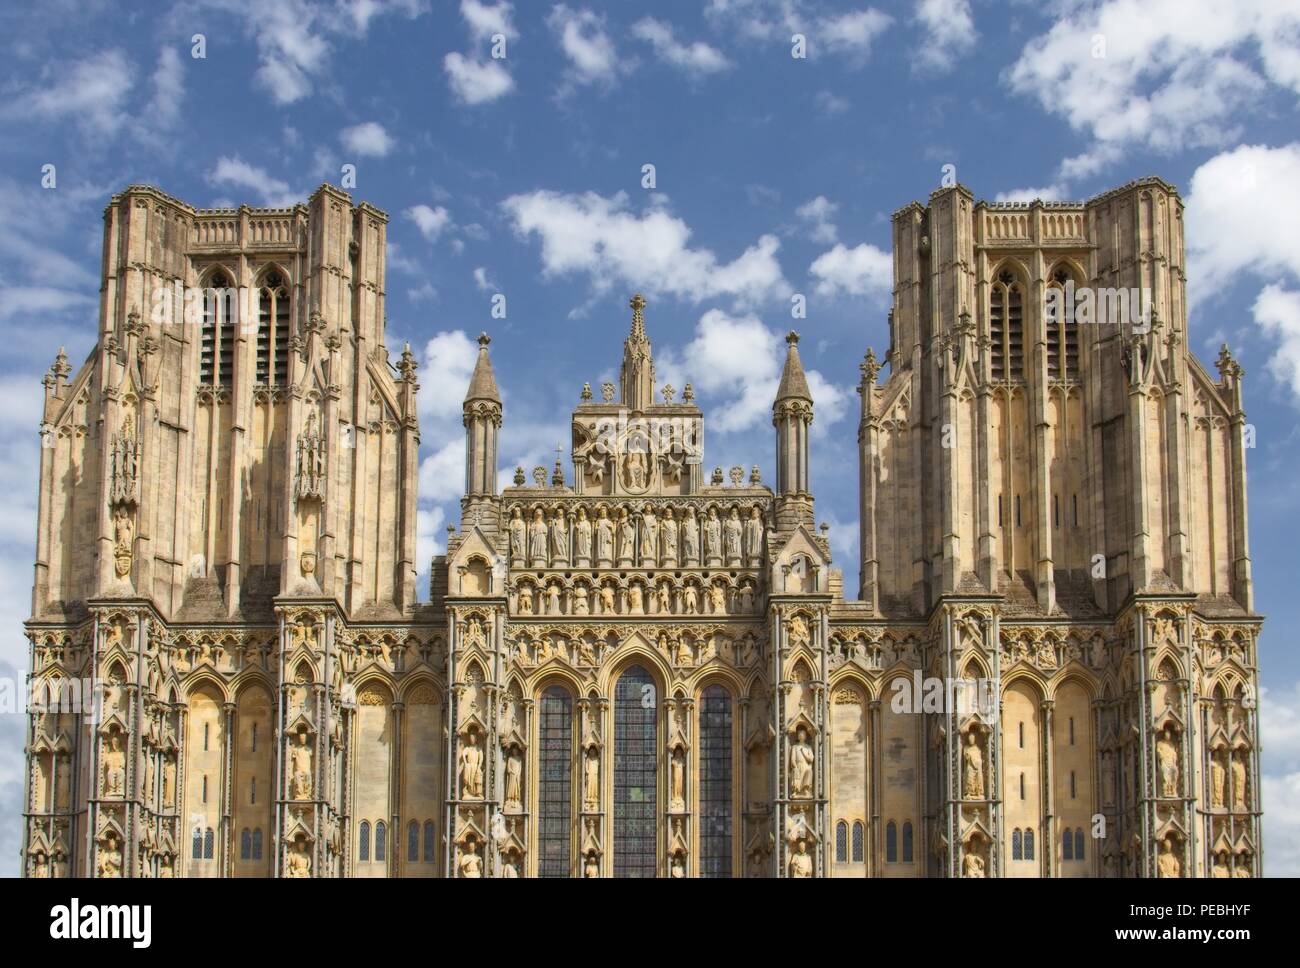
[21,177,1263,879]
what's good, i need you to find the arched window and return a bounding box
[1024,829,1035,861]
[852,822,865,863]
[240,828,251,860]
[1075,829,1085,860]
[200,270,234,384]
[1046,266,1081,379]
[359,821,370,862]
[699,684,733,878]
[192,828,202,860]
[614,666,657,878]
[1063,829,1074,860]
[1012,828,1023,860]
[203,827,214,860]
[252,828,263,861]
[375,821,386,862]
[989,269,1024,380]
[886,821,898,862]
[423,821,436,863]
[408,821,419,863]
[538,685,573,878]
[902,821,914,863]
[835,821,848,863]
[256,270,291,385]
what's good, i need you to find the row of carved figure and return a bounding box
[507,503,765,568]
[512,575,760,616]
[508,628,764,668]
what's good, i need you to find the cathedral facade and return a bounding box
[21,178,1262,879]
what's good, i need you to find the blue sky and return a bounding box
[1,0,1298,875]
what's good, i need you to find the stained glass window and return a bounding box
[614,666,657,877]
[538,686,573,878]
[699,684,732,877]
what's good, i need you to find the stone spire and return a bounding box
[775,330,812,403]
[464,332,501,405]
[773,331,814,508]
[620,293,655,412]
[463,332,502,498]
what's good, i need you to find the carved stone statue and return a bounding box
[549,508,569,564]
[101,732,126,797]
[962,850,985,878]
[789,838,812,878]
[1156,725,1180,798]
[670,746,686,810]
[616,507,635,565]
[98,834,122,878]
[962,731,984,799]
[1157,837,1181,878]
[724,506,743,563]
[708,583,727,616]
[584,748,600,809]
[508,507,526,563]
[574,506,592,563]
[681,506,699,563]
[671,852,686,878]
[789,727,814,798]
[584,851,600,878]
[596,506,614,564]
[599,583,615,615]
[287,838,311,877]
[656,582,672,615]
[744,505,764,562]
[627,583,644,615]
[660,507,678,564]
[459,731,484,799]
[1231,749,1248,809]
[1211,751,1226,808]
[704,506,722,563]
[459,841,482,878]
[682,584,699,615]
[504,746,522,809]
[290,730,313,799]
[639,506,658,566]
[528,508,548,565]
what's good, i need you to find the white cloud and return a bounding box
[405,204,452,241]
[631,17,731,76]
[205,157,302,207]
[1252,285,1300,403]
[473,267,497,291]
[461,0,516,42]
[501,189,789,306]
[813,89,850,116]
[657,309,850,434]
[417,330,479,424]
[142,47,185,132]
[705,1,891,62]
[809,242,891,299]
[4,48,133,134]
[1007,0,1300,180]
[1186,143,1300,298]
[1262,680,1300,874]
[339,121,394,157]
[796,195,839,243]
[993,184,1070,204]
[548,5,621,87]
[913,0,976,73]
[444,51,515,104]
[419,440,466,503]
